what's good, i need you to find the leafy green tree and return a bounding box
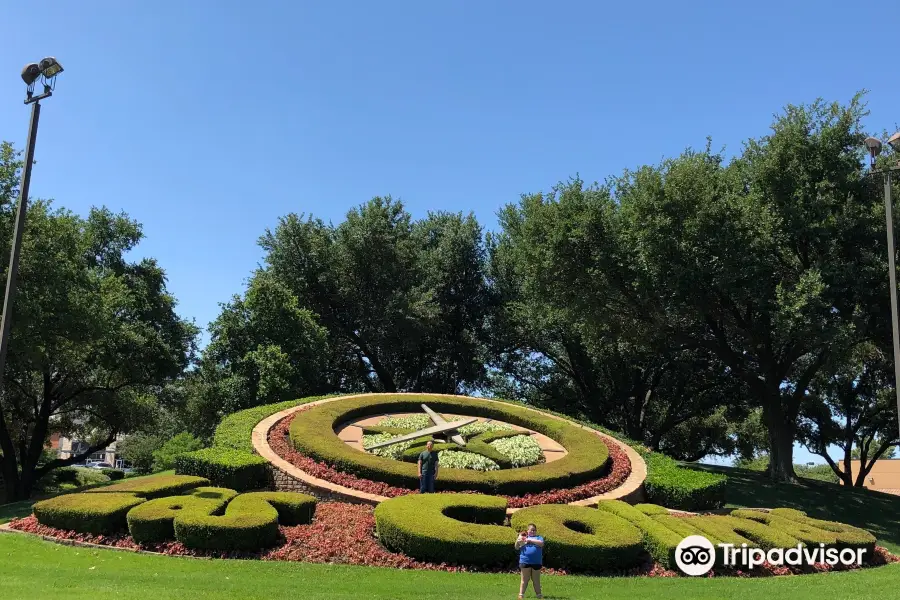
[488,183,750,459]
[0,142,198,500]
[117,433,164,474]
[800,343,899,486]
[200,272,330,415]
[510,97,882,481]
[256,198,490,393]
[151,432,203,471]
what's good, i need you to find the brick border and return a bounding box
[252,393,647,511]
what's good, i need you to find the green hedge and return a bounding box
[174,491,316,551]
[478,397,728,511]
[126,487,237,544]
[768,508,876,554]
[175,448,270,492]
[291,394,610,495]
[33,492,146,534]
[640,452,726,511]
[510,504,644,571]
[596,500,684,569]
[211,393,725,510]
[86,474,210,498]
[101,468,126,481]
[53,467,81,484]
[214,395,337,452]
[731,509,840,547]
[374,493,515,566]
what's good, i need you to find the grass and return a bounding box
[691,464,900,553]
[0,532,898,600]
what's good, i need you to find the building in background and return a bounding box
[849,459,900,495]
[56,435,125,468]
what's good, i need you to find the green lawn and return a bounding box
[0,532,897,600]
[692,464,900,553]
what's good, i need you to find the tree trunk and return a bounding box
[0,457,29,502]
[762,399,797,483]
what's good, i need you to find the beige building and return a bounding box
[849,459,900,495]
[57,436,124,468]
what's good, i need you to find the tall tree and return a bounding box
[494,97,882,481]
[0,142,197,500]
[257,198,489,393]
[200,272,331,415]
[488,191,750,456]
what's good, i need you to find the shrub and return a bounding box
[33,492,146,534]
[117,433,164,475]
[290,394,610,495]
[101,468,125,481]
[634,503,669,516]
[596,500,683,569]
[174,491,316,551]
[53,467,80,484]
[731,509,839,545]
[684,515,800,553]
[510,504,644,571]
[213,395,337,452]
[210,393,724,510]
[374,493,515,566]
[127,486,237,543]
[641,452,726,511]
[87,474,210,498]
[175,448,270,491]
[480,397,729,511]
[152,432,204,472]
[768,508,876,554]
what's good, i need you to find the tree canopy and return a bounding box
[0,142,198,500]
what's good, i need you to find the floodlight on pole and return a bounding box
[889,131,900,154]
[0,58,63,401]
[865,137,884,169]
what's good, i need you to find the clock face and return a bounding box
[335,404,567,471]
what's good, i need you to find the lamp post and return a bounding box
[0,58,64,393]
[865,133,900,441]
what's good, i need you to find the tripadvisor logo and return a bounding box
[674,535,867,576]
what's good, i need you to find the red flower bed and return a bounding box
[268,413,632,507]
[8,506,897,577]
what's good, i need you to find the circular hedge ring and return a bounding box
[289,394,610,495]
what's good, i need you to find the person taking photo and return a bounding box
[515,523,544,599]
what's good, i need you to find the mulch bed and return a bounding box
[7,503,898,577]
[268,412,632,507]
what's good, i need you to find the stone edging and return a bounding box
[251,393,647,510]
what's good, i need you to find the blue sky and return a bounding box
[3,1,899,465]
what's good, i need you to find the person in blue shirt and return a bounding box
[514,523,544,599]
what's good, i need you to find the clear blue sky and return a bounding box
[3,1,899,464]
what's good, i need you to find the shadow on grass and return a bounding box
[689,464,900,552]
[0,500,35,524]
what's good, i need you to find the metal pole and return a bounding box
[0,100,41,393]
[883,170,900,441]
